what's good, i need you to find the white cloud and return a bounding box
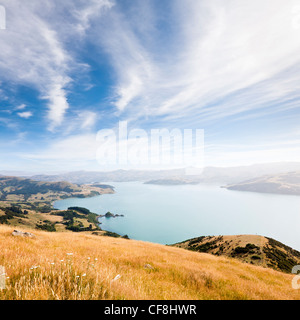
[44,77,71,130]
[17,111,33,119]
[0,117,17,129]
[206,144,300,167]
[92,6,157,114]
[20,134,98,170]
[72,0,114,35]
[57,110,99,135]
[205,128,300,167]
[80,111,98,129]
[15,104,27,110]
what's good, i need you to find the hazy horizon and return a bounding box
[2,160,300,177]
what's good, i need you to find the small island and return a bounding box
[99,211,125,218]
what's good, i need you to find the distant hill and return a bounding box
[0,176,81,194]
[0,176,114,233]
[173,234,300,273]
[224,171,300,195]
[144,178,198,185]
[0,176,113,202]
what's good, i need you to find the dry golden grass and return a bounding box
[0,225,299,300]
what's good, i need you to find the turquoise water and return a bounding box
[54,182,300,250]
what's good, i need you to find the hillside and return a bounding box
[173,235,300,273]
[224,171,300,195]
[0,225,300,300]
[0,176,113,202]
[0,176,114,233]
[0,175,114,210]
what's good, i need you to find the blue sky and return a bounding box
[0,0,300,172]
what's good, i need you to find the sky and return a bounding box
[0,0,300,172]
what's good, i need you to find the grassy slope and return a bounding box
[0,204,104,233]
[0,226,299,300]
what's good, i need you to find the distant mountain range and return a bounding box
[28,168,188,184]
[8,162,300,185]
[2,162,300,197]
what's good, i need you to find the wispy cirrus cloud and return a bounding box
[0,1,71,130]
[0,0,113,130]
[92,0,300,126]
[15,104,27,111]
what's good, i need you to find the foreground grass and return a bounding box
[0,225,299,300]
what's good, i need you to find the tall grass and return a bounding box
[0,225,299,300]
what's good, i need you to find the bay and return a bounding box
[54,182,300,250]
